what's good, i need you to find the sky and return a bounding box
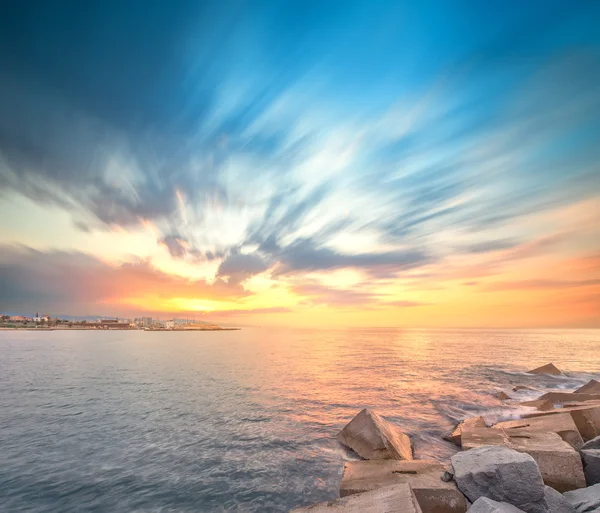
[0,0,599,328]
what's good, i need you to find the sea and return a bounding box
[1,328,599,512]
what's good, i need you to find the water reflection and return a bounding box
[0,328,599,512]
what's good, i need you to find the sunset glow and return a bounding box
[1,2,599,327]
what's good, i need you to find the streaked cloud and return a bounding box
[0,1,599,326]
[483,279,600,292]
[0,245,247,315]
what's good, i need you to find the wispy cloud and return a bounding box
[0,1,599,325]
[483,279,600,292]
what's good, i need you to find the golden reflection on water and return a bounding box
[1,328,599,511]
[241,327,600,458]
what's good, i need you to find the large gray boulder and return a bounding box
[581,436,600,486]
[581,436,600,451]
[336,409,413,461]
[469,497,525,513]
[581,450,600,486]
[451,446,548,513]
[563,483,600,513]
[544,486,576,513]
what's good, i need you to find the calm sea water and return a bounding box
[1,328,599,512]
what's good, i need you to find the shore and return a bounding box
[293,363,600,512]
[0,326,240,331]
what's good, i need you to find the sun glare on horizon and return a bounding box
[0,1,599,328]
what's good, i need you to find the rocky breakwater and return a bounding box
[291,364,600,513]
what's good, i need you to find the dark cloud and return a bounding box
[246,183,338,256]
[274,238,431,276]
[217,251,269,284]
[159,235,188,258]
[0,245,248,316]
[0,0,599,289]
[463,239,521,254]
[0,2,271,228]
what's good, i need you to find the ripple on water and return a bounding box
[0,327,599,512]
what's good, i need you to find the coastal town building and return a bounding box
[97,319,134,330]
[139,317,153,327]
[9,315,30,322]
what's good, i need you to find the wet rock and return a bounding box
[340,459,467,513]
[528,363,562,375]
[493,412,584,450]
[443,416,487,446]
[538,392,600,405]
[544,486,576,513]
[290,483,423,513]
[562,401,600,409]
[563,483,600,513]
[524,403,600,441]
[469,498,526,513]
[513,386,536,392]
[336,409,413,461]
[441,471,454,483]
[519,399,555,411]
[581,436,600,451]
[581,450,600,486]
[461,428,586,492]
[496,391,512,400]
[451,446,547,513]
[576,380,600,395]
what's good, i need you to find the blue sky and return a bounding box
[0,0,599,326]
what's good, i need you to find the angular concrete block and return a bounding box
[538,392,600,404]
[461,428,586,492]
[525,404,600,441]
[493,412,584,450]
[443,416,487,446]
[518,398,554,411]
[575,379,600,395]
[340,460,467,513]
[336,409,413,461]
[290,483,422,513]
[528,363,562,375]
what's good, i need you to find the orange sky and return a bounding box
[1,4,600,328]
[2,192,597,328]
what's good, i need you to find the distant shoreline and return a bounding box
[0,327,241,331]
